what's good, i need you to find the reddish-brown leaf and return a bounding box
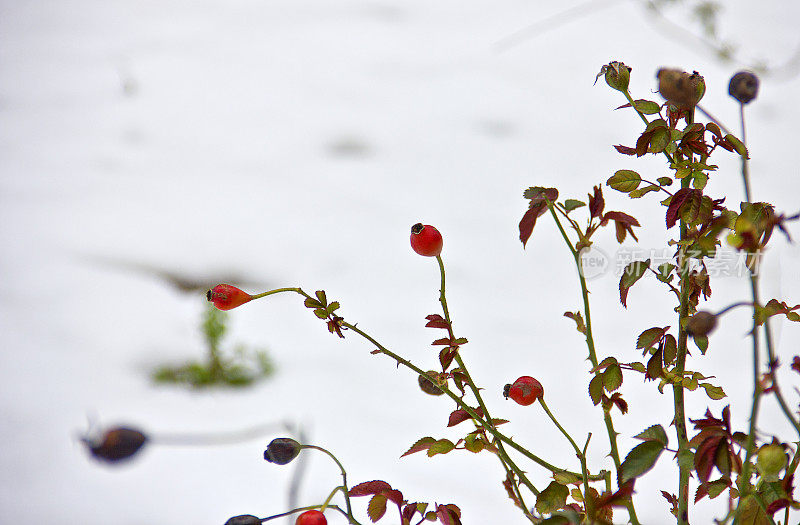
[519,203,547,247]
[425,314,449,329]
[431,337,453,346]
[588,185,605,219]
[665,188,693,228]
[614,144,638,155]
[402,504,419,523]
[447,408,483,427]
[350,480,394,497]
[400,438,436,458]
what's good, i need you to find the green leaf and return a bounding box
[633,99,662,115]
[304,297,323,309]
[535,481,569,514]
[401,437,436,457]
[663,334,678,365]
[619,259,650,307]
[657,176,673,186]
[326,301,340,314]
[315,290,327,305]
[621,441,665,482]
[563,199,586,212]
[733,495,769,525]
[553,471,582,485]
[694,334,709,354]
[313,308,328,319]
[588,374,603,406]
[607,170,642,192]
[637,326,667,350]
[628,184,660,199]
[427,439,456,457]
[539,517,571,525]
[724,134,749,159]
[701,383,727,400]
[649,128,670,153]
[629,362,646,373]
[367,494,388,523]
[634,424,669,447]
[464,433,485,453]
[692,171,708,190]
[602,364,623,392]
[706,479,730,499]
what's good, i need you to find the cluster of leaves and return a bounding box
[152,304,274,388]
[304,290,346,338]
[348,480,462,525]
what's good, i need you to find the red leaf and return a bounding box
[447,407,483,427]
[431,338,453,346]
[400,438,436,458]
[596,480,635,509]
[402,504,419,523]
[519,203,547,248]
[588,185,605,219]
[349,480,393,497]
[602,211,640,227]
[425,314,449,329]
[386,489,404,506]
[665,188,693,228]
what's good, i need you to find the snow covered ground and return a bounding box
[1,0,799,523]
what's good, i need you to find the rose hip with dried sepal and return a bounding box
[296,510,327,525]
[410,223,443,257]
[503,376,544,406]
[685,311,718,338]
[207,284,253,311]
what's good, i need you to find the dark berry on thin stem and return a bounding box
[729,71,759,104]
[224,515,262,525]
[264,437,302,465]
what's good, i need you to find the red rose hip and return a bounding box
[296,510,327,525]
[207,284,253,310]
[410,223,443,257]
[503,376,543,406]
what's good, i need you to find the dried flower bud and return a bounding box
[207,284,253,311]
[264,437,302,465]
[728,71,759,104]
[224,515,262,525]
[83,426,148,463]
[596,61,631,93]
[657,69,705,109]
[418,371,445,396]
[685,311,718,337]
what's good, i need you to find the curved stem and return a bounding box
[303,445,354,518]
[341,320,596,480]
[435,255,542,508]
[545,202,641,525]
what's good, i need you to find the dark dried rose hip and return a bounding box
[264,437,302,465]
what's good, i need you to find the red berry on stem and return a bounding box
[296,510,327,525]
[410,223,443,257]
[503,376,543,406]
[207,284,253,311]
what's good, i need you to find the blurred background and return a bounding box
[1,0,799,523]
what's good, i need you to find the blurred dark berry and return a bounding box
[729,71,759,104]
[84,427,147,463]
[686,311,718,337]
[264,437,302,465]
[224,515,261,525]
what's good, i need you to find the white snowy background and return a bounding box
[1,0,799,523]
